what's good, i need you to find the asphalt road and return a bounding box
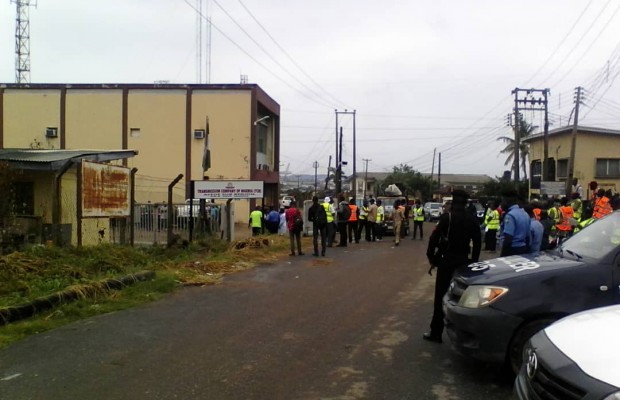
[0,226,513,400]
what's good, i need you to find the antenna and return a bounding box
[195,0,211,84]
[12,0,37,83]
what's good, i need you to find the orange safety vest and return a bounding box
[533,208,541,221]
[593,196,612,219]
[556,205,574,231]
[348,204,358,221]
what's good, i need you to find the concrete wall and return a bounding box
[3,90,61,148]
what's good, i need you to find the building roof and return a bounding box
[351,171,492,184]
[0,149,138,171]
[523,125,620,143]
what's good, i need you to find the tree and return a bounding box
[380,164,433,200]
[497,114,535,180]
[480,175,529,200]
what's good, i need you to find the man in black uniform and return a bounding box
[423,190,481,343]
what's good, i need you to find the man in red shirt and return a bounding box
[285,201,304,256]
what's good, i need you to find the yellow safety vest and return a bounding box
[250,210,263,228]
[414,207,424,222]
[571,198,582,221]
[485,209,500,230]
[376,206,385,223]
[323,202,334,223]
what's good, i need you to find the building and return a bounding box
[0,83,280,223]
[350,172,492,199]
[523,125,620,198]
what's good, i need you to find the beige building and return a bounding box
[0,83,281,223]
[524,125,620,198]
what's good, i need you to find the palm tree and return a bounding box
[497,116,535,180]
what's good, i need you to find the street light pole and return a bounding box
[313,161,319,195]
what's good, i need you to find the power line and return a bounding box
[210,0,335,108]
[236,0,349,108]
[182,0,335,109]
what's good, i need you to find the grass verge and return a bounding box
[0,234,294,349]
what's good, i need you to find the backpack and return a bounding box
[340,203,351,221]
[314,204,328,226]
[293,212,304,233]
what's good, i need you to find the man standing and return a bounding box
[336,196,350,247]
[347,197,359,244]
[367,198,378,241]
[376,200,384,241]
[249,205,263,236]
[593,189,613,219]
[308,196,327,257]
[265,206,280,234]
[525,205,544,256]
[285,201,304,256]
[412,200,424,240]
[393,199,405,246]
[323,197,336,247]
[500,190,531,256]
[424,190,481,343]
[484,201,500,252]
[357,200,368,243]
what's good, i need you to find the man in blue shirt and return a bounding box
[525,205,544,256]
[500,190,531,256]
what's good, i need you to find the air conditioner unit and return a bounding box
[45,127,58,138]
[193,129,206,139]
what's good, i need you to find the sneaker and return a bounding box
[422,332,442,344]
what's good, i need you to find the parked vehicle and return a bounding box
[443,211,620,374]
[280,195,295,208]
[423,202,442,221]
[515,305,620,399]
[176,199,202,219]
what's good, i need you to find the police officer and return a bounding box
[424,190,481,343]
[500,190,531,256]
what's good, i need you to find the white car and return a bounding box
[280,195,295,208]
[515,304,620,399]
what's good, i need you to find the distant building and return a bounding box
[0,83,280,223]
[350,172,492,199]
[523,125,620,198]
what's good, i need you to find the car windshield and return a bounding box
[559,212,620,261]
[430,204,441,209]
[473,203,484,211]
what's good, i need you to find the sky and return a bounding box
[2,0,620,180]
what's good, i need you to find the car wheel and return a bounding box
[507,318,556,375]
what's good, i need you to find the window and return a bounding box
[130,128,141,138]
[596,158,620,178]
[530,160,541,189]
[257,124,267,154]
[557,159,568,179]
[13,182,34,215]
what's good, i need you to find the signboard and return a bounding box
[193,180,264,199]
[540,181,565,196]
[81,161,131,217]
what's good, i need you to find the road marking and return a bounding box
[1,373,22,381]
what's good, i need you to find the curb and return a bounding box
[0,270,156,326]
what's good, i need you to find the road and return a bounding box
[0,226,512,400]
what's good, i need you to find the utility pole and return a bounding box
[565,86,583,196]
[511,87,550,185]
[335,109,357,196]
[324,155,332,191]
[313,161,319,195]
[429,148,436,200]
[12,0,36,84]
[362,158,371,199]
[438,152,442,190]
[335,127,344,195]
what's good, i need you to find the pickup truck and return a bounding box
[443,211,620,374]
[376,196,408,236]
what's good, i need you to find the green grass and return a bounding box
[0,234,293,349]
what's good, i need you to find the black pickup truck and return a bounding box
[443,211,620,374]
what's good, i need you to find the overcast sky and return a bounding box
[2,0,620,179]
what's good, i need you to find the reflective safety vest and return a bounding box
[359,206,368,220]
[548,206,560,230]
[250,210,263,228]
[414,206,424,221]
[574,217,595,233]
[533,208,541,221]
[376,206,385,223]
[322,202,334,223]
[556,205,574,231]
[593,196,612,219]
[571,198,582,221]
[348,204,358,221]
[485,209,500,230]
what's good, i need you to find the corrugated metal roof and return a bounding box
[0,149,137,171]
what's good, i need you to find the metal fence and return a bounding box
[126,202,222,246]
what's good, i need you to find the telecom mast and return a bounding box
[195,0,211,83]
[12,0,37,84]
